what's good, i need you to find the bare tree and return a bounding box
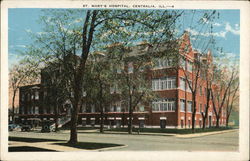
[9,60,40,123]
[210,67,237,128]
[225,71,239,127]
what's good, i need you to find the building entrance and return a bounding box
[160,120,166,129]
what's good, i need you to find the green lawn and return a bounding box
[59,126,100,131]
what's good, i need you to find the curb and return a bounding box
[175,129,238,138]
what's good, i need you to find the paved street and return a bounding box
[9,130,239,151]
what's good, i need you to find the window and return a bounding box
[180,78,192,93]
[152,99,176,112]
[21,94,25,101]
[204,88,207,96]
[180,78,186,90]
[82,91,87,97]
[82,103,86,113]
[187,61,193,72]
[128,62,133,73]
[199,86,202,95]
[43,107,47,114]
[35,106,39,114]
[152,77,176,91]
[116,101,121,112]
[110,83,120,94]
[29,107,33,114]
[110,101,121,112]
[180,99,185,112]
[153,58,172,69]
[50,107,54,114]
[139,65,145,72]
[139,105,145,112]
[117,62,124,73]
[187,101,192,112]
[44,91,47,98]
[35,91,39,100]
[27,93,30,101]
[91,105,95,113]
[180,57,185,69]
[116,106,121,112]
[199,104,203,113]
[187,80,192,93]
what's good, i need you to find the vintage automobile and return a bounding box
[8,124,20,131]
[41,120,54,132]
[21,123,32,132]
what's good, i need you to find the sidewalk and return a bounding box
[58,129,238,138]
[176,129,238,138]
[9,140,127,152]
[9,140,87,152]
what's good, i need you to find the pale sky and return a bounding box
[8,9,240,68]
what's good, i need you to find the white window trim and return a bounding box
[180,99,185,112]
[152,77,176,91]
[152,99,176,112]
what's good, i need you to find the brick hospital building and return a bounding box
[17,32,227,129]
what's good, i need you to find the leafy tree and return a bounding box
[85,52,115,133]
[110,45,155,134]
[23,9,182,143]
[41,60,71,131]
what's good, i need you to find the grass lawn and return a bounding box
[59,126,100,131]
[53,142,124,150]
[105,127,234,134]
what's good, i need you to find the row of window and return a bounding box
[152,77,176,91]
[21,91,39,101]
[152,58,173,69]
[180,99,192,112]
[152,99,176,112]
[180,57,193,72]
[21,99,218,114]
[179,77,192,92]
[113,57,193,74]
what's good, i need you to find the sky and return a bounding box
[8,9,240,68]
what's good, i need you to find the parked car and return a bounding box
[21,123,33,132]
[41,120,54,132]
[8,124,20,131]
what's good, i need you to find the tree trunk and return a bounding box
[99,82,104,133]
[216,116,220,128]
[226,117,229,127]
[100,110,104,133]
[55,103,59,132]
[191,97,196,133]
[68,99,80,144]
[12,89,17,124]
[128,94,133,134]
[128,110,133,134]
[202,114,206,129]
